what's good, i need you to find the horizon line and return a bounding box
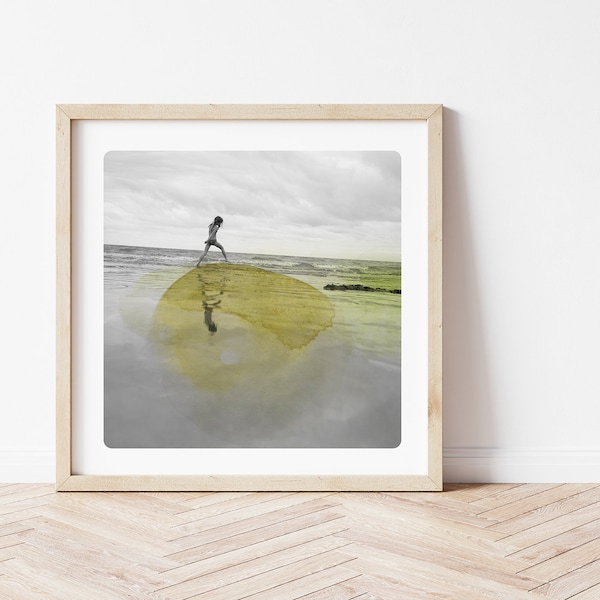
[103,242,401,264]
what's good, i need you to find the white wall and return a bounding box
[2,0,600,483]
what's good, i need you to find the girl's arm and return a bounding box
[208,223,219,239]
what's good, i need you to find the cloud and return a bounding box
[104,151,401,260]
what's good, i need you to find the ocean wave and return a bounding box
[104,246,400,288]
[291,261,317,271]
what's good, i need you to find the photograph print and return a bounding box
[104,151,401,449]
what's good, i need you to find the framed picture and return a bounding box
[56,104,442,491]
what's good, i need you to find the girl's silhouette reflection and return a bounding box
[197,271,223,334]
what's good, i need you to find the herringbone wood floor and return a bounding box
[2,484,600,598]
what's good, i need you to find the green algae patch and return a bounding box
[150,264,335,393]
[351,264,401,294]
[156,264,334,349]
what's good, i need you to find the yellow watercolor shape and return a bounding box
[150,264,335,393]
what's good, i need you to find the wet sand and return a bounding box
[104,260,401,448]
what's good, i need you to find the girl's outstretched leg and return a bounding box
[215,242,228,262]
[196,244,210,267]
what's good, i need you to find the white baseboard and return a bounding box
[444,448,600,483]
[0,450,54,483]
[2,448,600,485]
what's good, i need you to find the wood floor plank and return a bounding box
[0,485,54,503]
[101,490,195,515]
[509,518,600,563]
[322,582,384,600]
[342,491,501,535]
[0,521,36,538]
[487,485,600,534]
[179,550,355,600]
[343,574,422,600]
[172,491,295,521]
[349,548,537,600]
[441,484,522,504]
[0,497,51,518]
[171,492,333,535]
[334,517,541,590]
[35,502,179,559]
[16,516,177,583]
[0,509,44,527]
[471,484,563,510]
[0,483,20,491]
[500,500,600,549]
[569,583,600,599]
[157,536,351,600]
[159,516,348,583]
[238,565,360,600]
[296,581,366,599]
[167,498,340,551]
[12,523,174,595]
[519,536,600,582]
[343,570,532,600]
[479,484,595,522]
[0,545,132,600]
[143,491,217,504]
[166,509,345,565]
[51,492,179,536]
[384,490,502,521]
[338,493,522,558]
[530,558,600,598]
[173,492,255,510]
[0,575,77,600]
[0,536,25,551]
[0,545,21,562]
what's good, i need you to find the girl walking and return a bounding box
[196,216,228,266]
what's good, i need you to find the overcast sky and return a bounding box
[104,151,401,261]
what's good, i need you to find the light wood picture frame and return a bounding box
[56,104,442,491]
